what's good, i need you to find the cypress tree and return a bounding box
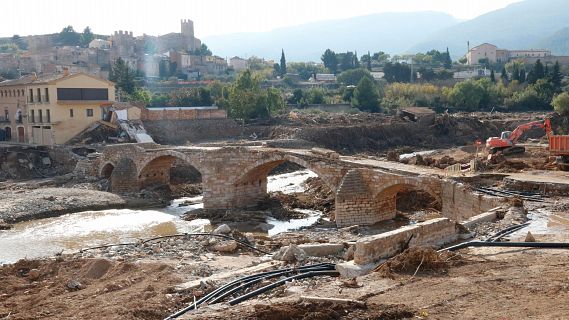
[444,47,452,69]
[280,49,287,76]
[501,66,509,82]
[490,69,496,83]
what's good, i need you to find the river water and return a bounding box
[0,170,320,264]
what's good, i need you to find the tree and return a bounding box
[168,87,213,107]
[266,87,285,116]
[130,88,152,105]
[444,47,452,69]
[159,60,170,78]
[288,88,304,105]
[444,79,501,111]
[279,49,287,76]
[321,49,338,74]
[273,63,280,77]
[550,61,563,90]
[193,43,212,56]
[354,51,360,68]
[352,77,380,112]
[527,59,545,84]
[109,58,135,96]
[501,66,509,83]
[552,92,569,115]
[383,62,414,83]
[505,78,555,111]
[372,51,390,65]
[490,69,496,83]
[11,35,27,50]
[338,51,356,71]
[58,25,80,46]
[80,26,94,47]
[307,88,325,104]
[337,68,373,86]
[365,51,372,71]
[228,69,266,120]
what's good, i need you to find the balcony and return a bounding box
[0,116,9,123]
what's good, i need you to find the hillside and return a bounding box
[203,12,458,62]
[537,27,569,55]
[410,0,569,57]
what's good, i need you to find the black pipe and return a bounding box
[486,223,530,242]
[443,241,569,252]
[228,270,339,306]
[165,263,336,319]
[489,223,530,242]
[79,232,270,255]
[207,265,336,305]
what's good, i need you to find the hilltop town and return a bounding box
[2,5,569,320]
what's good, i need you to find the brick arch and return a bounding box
[99,162,116,179]
[136,150,205,177]
[373,177,441,204]
[137,153,204,189]
[232,153,338,192]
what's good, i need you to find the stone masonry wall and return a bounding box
[143,119,243,144]
[353,218,459,265]
[441,181,506,222]
[140,108,227,121]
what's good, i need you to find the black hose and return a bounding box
[79,232,270,255]
[486,223,530,242]
[207,265,336,305]
[442,241,569,252]
[165,263,336,319]
[228,270,339,306]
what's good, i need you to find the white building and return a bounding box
[229,56,248,71]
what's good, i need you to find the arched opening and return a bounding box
[138,155,202,197]
[233,159,335,222]
[376,183,441,224]
[101,163,115,179]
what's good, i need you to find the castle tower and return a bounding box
[181,19,194,38]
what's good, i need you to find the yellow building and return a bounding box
[0,71,115,145]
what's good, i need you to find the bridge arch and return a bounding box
[225,153,338,209]
[99,162,116,179]
[137,151,204,190]
[373,177,441,220]
[234,154,339,191]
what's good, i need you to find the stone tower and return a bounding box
[181,19,199,52]
[181,19,195,38]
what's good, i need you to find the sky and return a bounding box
[1,0,522,38]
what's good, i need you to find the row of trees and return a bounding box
[57,25,94,47]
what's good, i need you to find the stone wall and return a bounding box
[441,181,506,221]
[140,107,227,121]
[353,218,459,265]
[142,119,243,144]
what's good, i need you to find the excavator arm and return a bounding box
[508,119,550,144]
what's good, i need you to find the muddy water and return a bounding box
[0,170,320,264]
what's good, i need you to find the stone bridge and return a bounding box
[96,143,447,227]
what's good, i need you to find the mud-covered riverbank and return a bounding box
[0,188,160,224]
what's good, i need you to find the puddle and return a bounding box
[0,170,321,264]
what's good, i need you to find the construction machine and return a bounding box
[486,117,569,170]
[486,118,552,156]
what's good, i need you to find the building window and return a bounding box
[29,89,34,102]
[86,109,93,117]
[69,109,74,118]
[39,109,43,123]
[37,88,41,102]
[4,110,9,121]
[31,110,35,123]
[45,88,49,102]
[5,127,11,140]
[46,109,50,123]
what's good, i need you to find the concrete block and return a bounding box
[298,243,345,257]
[336,260,381,278]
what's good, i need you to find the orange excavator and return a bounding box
[486,118,552,156]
